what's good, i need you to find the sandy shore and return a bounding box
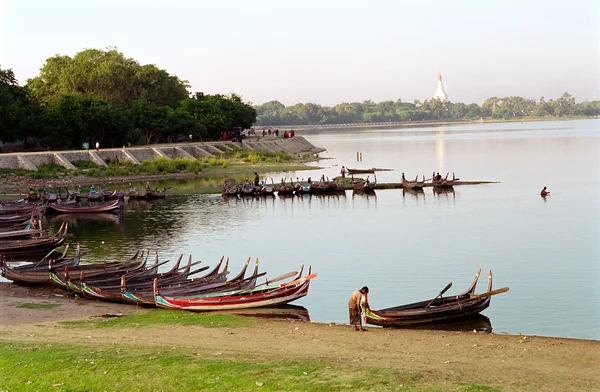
[0,282,598,391]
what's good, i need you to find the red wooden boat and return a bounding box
[154,267,316,311]
[46,199,121,214]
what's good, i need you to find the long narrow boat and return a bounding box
[402,173,425,190]
[46,199,121,214]
[432,172,459,188]
[0,223,68,257]
[154,267,316,311]
[365,270,509,327]
[0,225,43,239]
[346,168,375,175]
[352,176,376,192]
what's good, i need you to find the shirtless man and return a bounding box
[540,186,550,197]
[348,286,369,331]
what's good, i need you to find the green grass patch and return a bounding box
[0,341,433,391]
[17,302,61,309]
[71,160,98,169]
[61,310,252,328]
[228,150,291,163]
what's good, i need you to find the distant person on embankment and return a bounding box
[348,286,370,332]
[540,186,550,197]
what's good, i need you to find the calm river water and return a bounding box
[15,120,600,340]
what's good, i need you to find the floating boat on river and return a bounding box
[46,199,121,214]
[402,173,425,190]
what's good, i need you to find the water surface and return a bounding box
[7,120,600,340]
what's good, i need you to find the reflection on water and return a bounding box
[404,314,492,333]
[217,305,310,322]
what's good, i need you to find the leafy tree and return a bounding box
[27,48,189,107]
[0,67,28,142]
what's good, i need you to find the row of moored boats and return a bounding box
[0,243,317,312]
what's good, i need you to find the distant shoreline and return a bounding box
[255,116,594,132]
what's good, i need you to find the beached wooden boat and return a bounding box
[402,173,425,190]
[154,267,316,311]
[46,199,121,214]
[365,270,509,327]
[0,223,68,257]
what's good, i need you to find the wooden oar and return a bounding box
[468,287,510,299]
[425,282,453,308]
[237,271,298,294]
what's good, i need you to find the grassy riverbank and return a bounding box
[1,293,598,392]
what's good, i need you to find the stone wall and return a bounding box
[0,136,324,170]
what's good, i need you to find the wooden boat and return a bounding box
[402,173,425,190]
[365,270,509,327]
[432,172,459,188]
[154,267,316,311]
[0,225,43,239]
[0,244,78,285]
[346,168,375,175]
[147,188,166,199]
[277,178,295,195]
[222,183,238,196]
[0,202,36,215]
[46,199,121,214]
[260,182,275,196]
[352,175,376,192]
[0,212,34,226]
[0,223,68,257]
[239,182,255,196]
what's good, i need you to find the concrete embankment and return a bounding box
[0,137,325,171]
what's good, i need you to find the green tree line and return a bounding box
[254,94,600,126]
[0,48,256,149]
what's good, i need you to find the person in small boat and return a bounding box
[254,172,260,186]
[307,177,312,185]
[146,181,151,191]
[540,186,550,197]
[348,286,370,332]
[435,172,442,181]
[30,216,40,230]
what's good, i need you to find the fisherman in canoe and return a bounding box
[348,286,370,331]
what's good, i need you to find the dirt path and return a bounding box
[0,283,598,391]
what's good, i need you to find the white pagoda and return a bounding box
[433,73,448,101]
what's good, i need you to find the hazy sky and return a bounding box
[1,0,598,106]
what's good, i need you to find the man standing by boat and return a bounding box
[348,286,369,331]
